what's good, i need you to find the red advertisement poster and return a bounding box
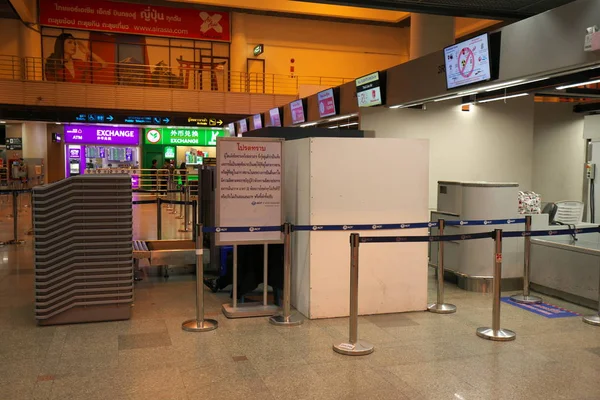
[39,0,231,42]
[318,89,336,118]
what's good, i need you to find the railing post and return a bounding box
[181,223,218,332]
[333,233,374,356]
[156,197,162,240]
[476,229,516,341]
[428,219,456,314]
[511,215,542,304]
[270,223,303,326]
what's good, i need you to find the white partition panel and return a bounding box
[285,137,429,319]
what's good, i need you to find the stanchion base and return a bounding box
[176,216,184,220]
[582,314,600,326]
[333,341,374,356]
[476,327,516,341]
[178,228,191,233]
[222,302,278,319]
[181,319,218,332]
[427,303,457,314]
[0,240,25,246]
[269,313,304,326]
[510,294,542,304]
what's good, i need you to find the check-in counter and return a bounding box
[531,232,600,309]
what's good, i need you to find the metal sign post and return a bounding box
[182,223,218,332]
[333,233,374,356]
[476,229,516,341]
[270,223,304,326]
[428,219,456,314]
[511,216,542,304]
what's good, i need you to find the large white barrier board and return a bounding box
[216,137,284,245]
[284,137,430,319]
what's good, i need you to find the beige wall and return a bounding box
[532,103,585,203]
[235,12,408,79]
[360,96,536,209]
[0,19,20,57]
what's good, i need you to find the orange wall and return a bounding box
[238,13,409,79]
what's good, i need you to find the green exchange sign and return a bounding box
[144,127,226,146]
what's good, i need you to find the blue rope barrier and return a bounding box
[502,226,600,238]
[293,222,437,231]
[202,226,283,233]
[445,218,526,227]
[360,231,494,244]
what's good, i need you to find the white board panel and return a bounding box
[216,137,284,245]
[307,137,429,318]
[283,139,311,317]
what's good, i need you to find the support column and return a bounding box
[22,122,47,180]
[409,14,455,60]
[229,12,248,91]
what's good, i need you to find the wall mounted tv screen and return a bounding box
[290,99,306,125]
[317,88,337,118]
[444,33,492,90]
[269,108,281,127]
[356,71,383,107]
[253,114,262,130]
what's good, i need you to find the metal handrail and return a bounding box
[0,55,354,96]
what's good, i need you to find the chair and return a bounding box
[554,201,584,224]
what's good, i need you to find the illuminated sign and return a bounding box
[144,127,226,146]
[253,44,264,57]
[186,117,224,127]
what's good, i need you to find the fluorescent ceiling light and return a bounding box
[0,121,5,124]
[477,93,529,104]
[339,122,359,128]
[328,125,338,129]
[556,79,600,90]
[434,94,464,102]
[390,103,423,109]
[299,122,317,128]
[482,79,525,92]
[328,113,357,122]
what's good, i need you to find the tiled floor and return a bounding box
[1,194,599,400]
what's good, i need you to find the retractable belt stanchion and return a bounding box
[270,223,304,326]
[169,179,178,214]
[179,185,191,233]
[182,223,218,332]
[476,229,516,341]
[333,233,374,356]
[192,200,198,239]
[1,191,25,245]
[428,219,456,314]
[177,184,184,219]
[156,197,163,240]
[511,215,542,304]
[582,265,600,326]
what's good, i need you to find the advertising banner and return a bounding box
[290,100,305,125]
[39,0,231,42]
[216,138,284,245]
[65,125,140,145]
[144,127,226,146]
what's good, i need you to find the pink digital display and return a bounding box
[290,100,305,125]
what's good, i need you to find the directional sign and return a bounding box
[186,116,224,127]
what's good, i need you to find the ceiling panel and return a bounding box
[294,0,577,19]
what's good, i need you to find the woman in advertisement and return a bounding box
[45,33,108,83]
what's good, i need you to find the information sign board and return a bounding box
[216,137,284,245]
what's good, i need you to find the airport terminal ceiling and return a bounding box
[293,0,578,19]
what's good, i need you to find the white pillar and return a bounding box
[229,12,248,92]
[22,122,47,179]
[410,14,455,60]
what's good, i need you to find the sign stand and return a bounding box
[216,137,284,319]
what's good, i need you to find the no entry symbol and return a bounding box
[458,47,475,78]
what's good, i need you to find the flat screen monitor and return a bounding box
[317,88,336,118]
[227,123,235,136]
[52,132,62,143]
[444,33,492,90]
[290,99,305,125]
[269,108,281,127]
[238,119,248,134]
[356,72,383,107]
[253,114,262,130]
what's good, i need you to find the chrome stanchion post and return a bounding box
[477,229,516,341]
[157,197,163,240]
[179,185,191,233]
[192,200,197,238]
[270,223,304,326]
[511,215,542,304]
[428,219,456,314]
[182,223,218,332]
[333,233,374,356]
[177,184,184,219]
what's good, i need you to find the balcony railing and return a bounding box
[0,55,353,96]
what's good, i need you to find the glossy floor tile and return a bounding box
[0,197,599,399]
